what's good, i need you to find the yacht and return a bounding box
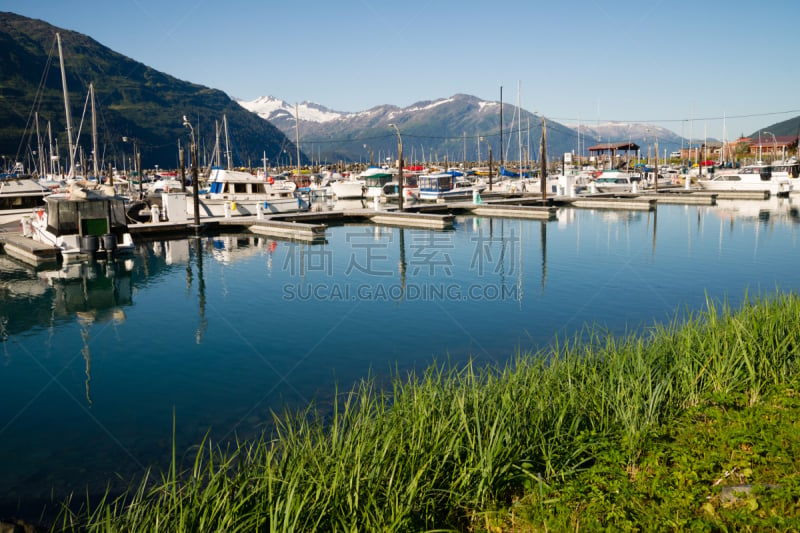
[698,163,792,195]
[591,169,644,193]
[192,168,310,216]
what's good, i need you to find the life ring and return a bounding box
[268,177,274,185]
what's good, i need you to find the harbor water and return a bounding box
[1,199,799,518]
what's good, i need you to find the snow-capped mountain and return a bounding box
[571,122,687,146]
[237,96,347,124]
[236,94,688,164]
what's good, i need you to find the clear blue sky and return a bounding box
[6,0,800,139]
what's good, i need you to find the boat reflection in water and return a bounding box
[710,195,799,224]
[42,260,134,405]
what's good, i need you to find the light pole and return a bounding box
[388,123,404,210]
[480,137,493,191]
[763,131,778,161]
[122,136,142,197]
[183,116,201,231]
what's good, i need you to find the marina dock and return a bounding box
[2,188,794,267]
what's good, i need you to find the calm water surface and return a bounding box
[1,198,799,517]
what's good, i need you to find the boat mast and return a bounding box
[56,33,76,178]
[90,83,99,177]
[35,113,46,177]
[295,103,301,178]
[47,121,55,176]
[499,86,503,170]
[223,115,231,170]
[722,112,727,166]
[517,80,522,172]
[213,120,221,168]
[540,117,547,201]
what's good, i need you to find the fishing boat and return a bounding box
[193,167,309,216]
[698,163,792,195]
[21,184,135,261]
[418,172,485,200]
[0,167,52,224]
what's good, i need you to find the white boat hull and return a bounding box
[418,186,485,201]
[330,181,365,199]
[190,196,309,217]
[698,178,792,195]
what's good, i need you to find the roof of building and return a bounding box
[587,142,641,152]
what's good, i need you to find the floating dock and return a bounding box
[635,193,718,205]
[249,219,327,241]
[567,197,657,211]
[358,210,455,229]
[0,232,59,266]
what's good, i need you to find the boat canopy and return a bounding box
[44,196,128,237]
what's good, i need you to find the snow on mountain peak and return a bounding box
[237,96,346,123]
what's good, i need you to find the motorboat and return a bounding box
[418,172,485,200]
[21,184,135,261]
[192,167,310,216]
[591,170,644,193]
[329,175,366,199]
[382,173,419,200]
[360,166,395,198]
[698,163,792,195]
[0,171,52,224]
[770,159,800,189]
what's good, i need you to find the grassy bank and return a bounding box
[55,293,800,531]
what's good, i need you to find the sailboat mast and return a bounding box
[90,83,99,177]
[214,120,221,168]
[47,121,55,176]
[499,86,504,170]
[223,115,231,170]
[35,113,45,177]
[56,33,75,178]
[517,80,522,171]
[295,103,301,177]
[463,132,467,172]
[722,112,727,165]
[540,117,547,201]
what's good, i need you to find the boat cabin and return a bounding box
[42,196,129,239]
[419,173,454,193]
[740,165,772,180]
[209,180,270,195]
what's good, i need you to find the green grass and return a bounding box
[53,292,800,532]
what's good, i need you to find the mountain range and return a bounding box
[237,95,693,166]
[2,11,798,173]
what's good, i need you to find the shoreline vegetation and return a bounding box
[42,292,800,531]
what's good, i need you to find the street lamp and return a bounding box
[480,137,493,191]
[763,131,778,161]
[388,123,404,210]
[122,136,142,196]
[183,115,201,231]
[363,144,373,167]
